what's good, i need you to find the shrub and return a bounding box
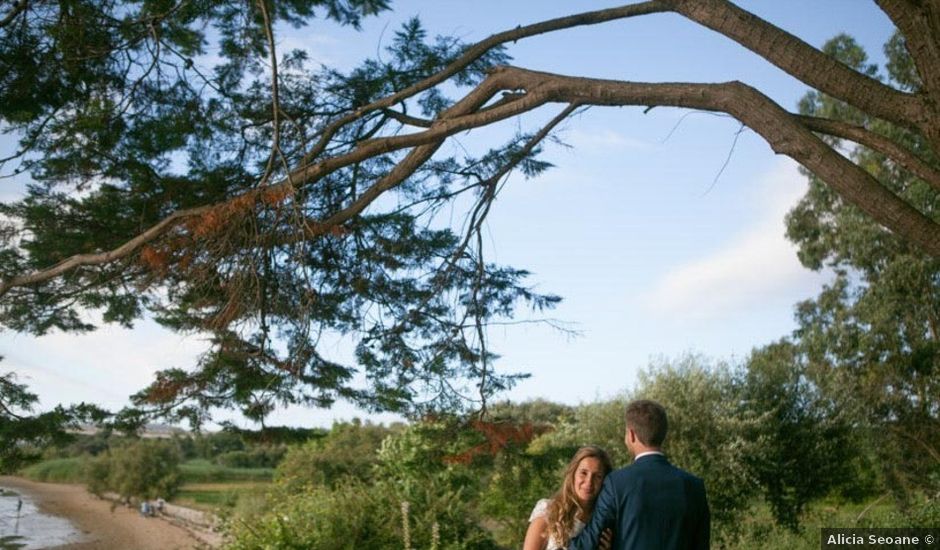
[375,420,498,549]
[275,419,394,491]
[85,439,182,500]
[226,479,401,549]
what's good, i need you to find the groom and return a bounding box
[568,399,710,550]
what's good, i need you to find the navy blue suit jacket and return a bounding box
[568,454,709,550]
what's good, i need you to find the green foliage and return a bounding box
[229,419,499,549]
[216,446,286,468]
[226,479,402,550]
[786,32,940,501]
[478,445,574,547]
[192,431,246,460]
[275,419,394,491]
[529,397,629,465]
[19,457,87,483]
[486,398,574,426]
[373,420,497,548]
[740,342,865,529]
[86,439,182,500]
[0,0,547,426]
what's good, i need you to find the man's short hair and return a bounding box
[625,399,668,447]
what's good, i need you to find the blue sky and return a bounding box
[0,1,896,427]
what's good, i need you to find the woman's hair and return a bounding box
[546,445,613,547]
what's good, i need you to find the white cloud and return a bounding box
[644,160,823,322]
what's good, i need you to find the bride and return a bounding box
[523,446,614,550]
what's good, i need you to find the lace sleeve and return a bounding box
[528,498,551,522]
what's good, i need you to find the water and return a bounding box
[0,488,85,549]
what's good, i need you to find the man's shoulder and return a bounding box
[669,462,705,483]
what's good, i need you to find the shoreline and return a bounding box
[0,476,220,549]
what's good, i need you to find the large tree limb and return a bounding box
[875,0,940,101]
[797,115,940,192]
[490,66,940,256]
[301,1,671,163]
[4,66,940,297]
[0,206,209,298]
[4,1,940,298]
[666,0,928,137]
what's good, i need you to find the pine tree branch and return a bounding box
[797,115,940,192]
[5,67,940,296]
[301,1,670,164]
[666,0,927,138]
[0,0,28,28]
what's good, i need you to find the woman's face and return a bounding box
[573,456,606,506]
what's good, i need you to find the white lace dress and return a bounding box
[528,498,585,550]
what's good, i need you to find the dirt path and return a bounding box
[0,476,216,549]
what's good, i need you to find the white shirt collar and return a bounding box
[633,451,664,462]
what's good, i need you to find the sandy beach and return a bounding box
[0,476,217,549]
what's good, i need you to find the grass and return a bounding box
[180,459,274,483]
[172,482,272,512]
[19,456,274,515]
[18,457,87,483]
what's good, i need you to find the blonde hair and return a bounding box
[546,446,613,547]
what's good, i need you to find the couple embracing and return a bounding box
[524,400,710,550]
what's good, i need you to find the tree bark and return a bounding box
[3,1,940,299]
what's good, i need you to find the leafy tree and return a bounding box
[485,398,574,427]
[786,32,940,501]
[2,1,939,425]
[739,341,862,529]
[86,438,182,500]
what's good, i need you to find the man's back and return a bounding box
[569,454,710,550]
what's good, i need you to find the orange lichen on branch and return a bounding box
[186,191,260,238]
[141,374,190,404]
[139,244,170,272]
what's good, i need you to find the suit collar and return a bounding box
[633,452,668,465]
[633,451,665,462]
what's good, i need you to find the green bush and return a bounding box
[86,439,182,500]
[19,457,87,483]
[275,419,394,492]
[226,479,401,550]
[374,420,497,549]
